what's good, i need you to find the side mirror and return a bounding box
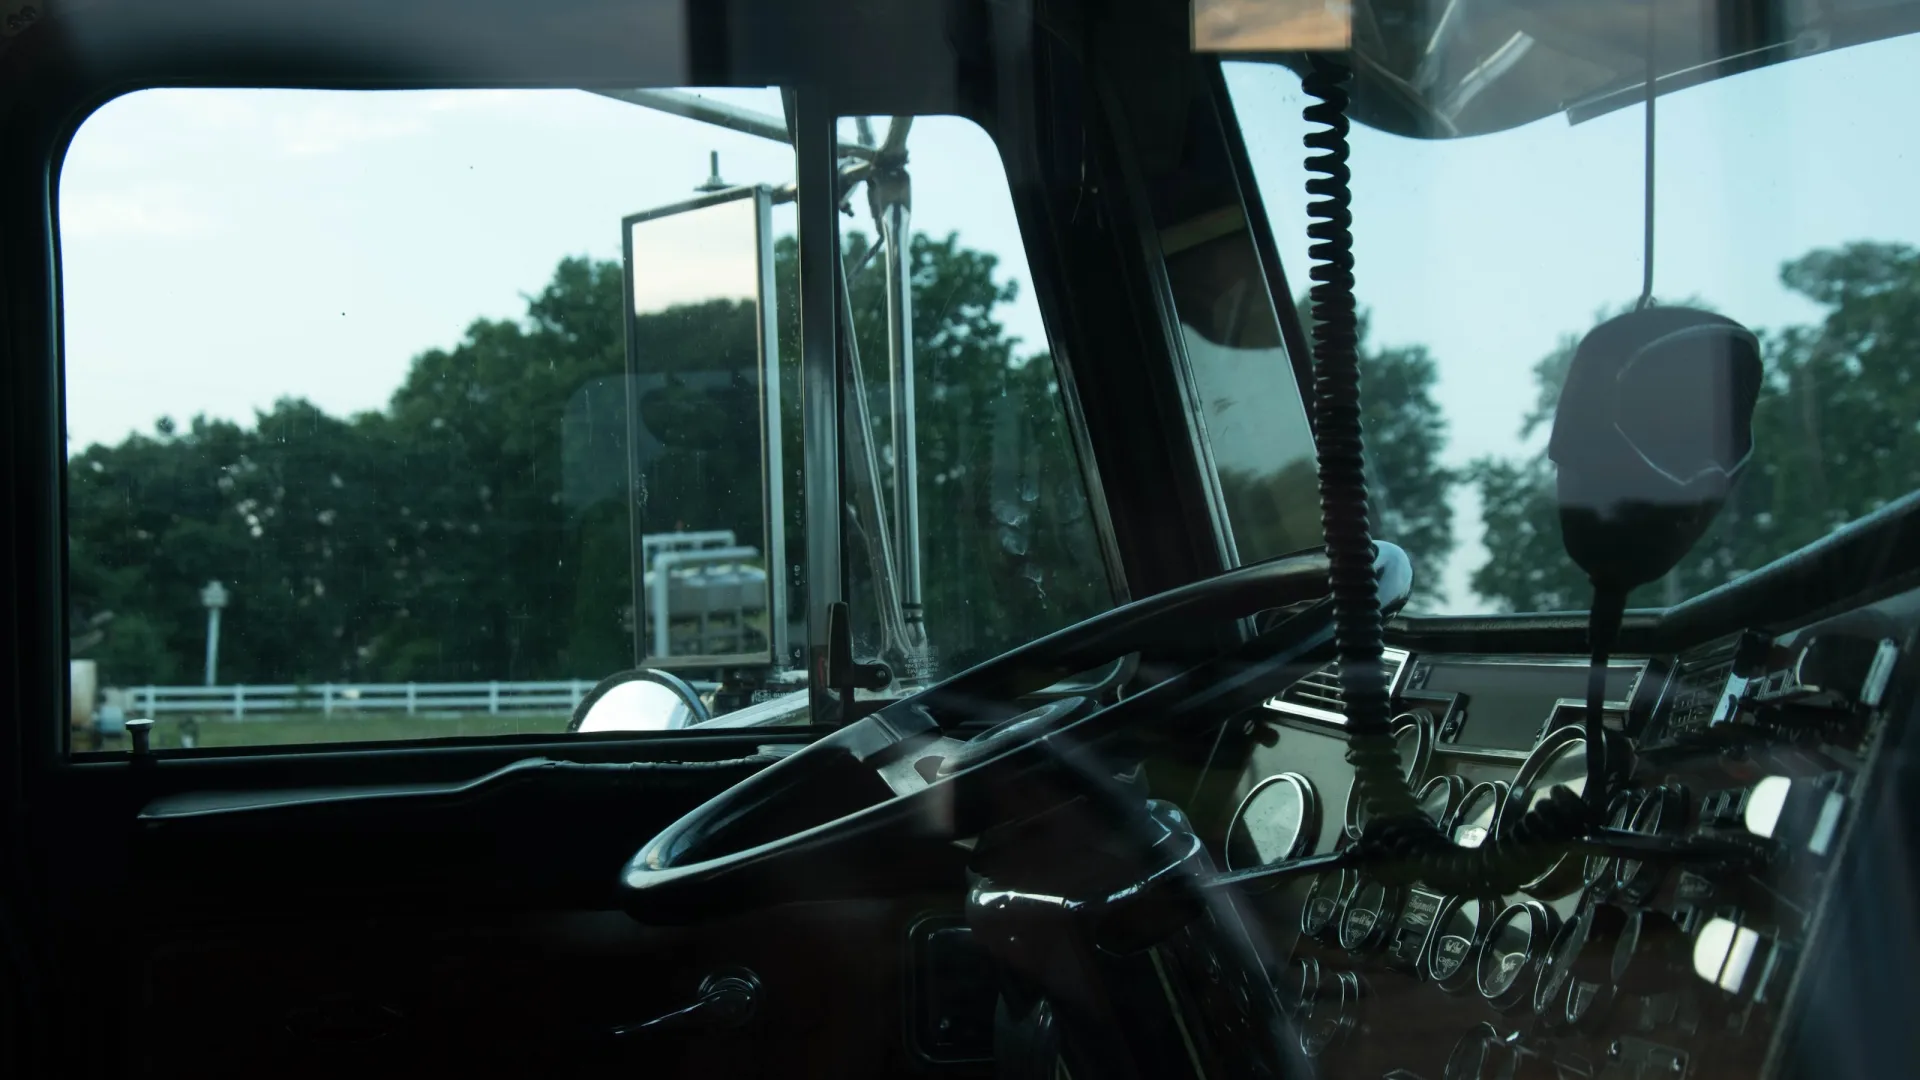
[619,186,789,671]
[570,669,712,733]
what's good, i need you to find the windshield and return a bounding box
[1225,32,1920,614]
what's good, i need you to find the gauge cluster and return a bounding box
[1227,599,1911,1080]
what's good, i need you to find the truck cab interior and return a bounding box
[5,0,1919,1077]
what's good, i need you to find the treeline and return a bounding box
[78,228,1897,690]
[68,233,1133,686]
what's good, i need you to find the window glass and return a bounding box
[61,87,805,751]
[834,115,1116,683]
[1226,33,1920,613]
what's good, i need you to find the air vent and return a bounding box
[1268,648,1411,724]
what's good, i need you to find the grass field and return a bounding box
[99,711,577,751]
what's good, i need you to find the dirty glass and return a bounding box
[1226,32,1920,614]
[834,115,1116,686]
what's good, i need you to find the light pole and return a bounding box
[200,580,228,687]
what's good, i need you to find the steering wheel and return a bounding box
[617,543,1412,923]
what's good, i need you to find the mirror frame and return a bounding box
[620,183,790,671]
[567,667,713,732]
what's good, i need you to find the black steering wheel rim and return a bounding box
[617,543,1412,923]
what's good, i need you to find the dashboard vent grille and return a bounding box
[1268,648,1410,724]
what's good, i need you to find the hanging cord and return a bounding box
[1590,0,1663,791]
[1301,55,1416,827]
[1637,0,1658,311]
[1583,586,1628,805]
[1300,54,1598,894]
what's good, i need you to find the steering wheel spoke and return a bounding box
[617,544,1411,925]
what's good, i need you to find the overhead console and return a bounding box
[1222,588,1914,1080]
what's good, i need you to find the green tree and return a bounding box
[1472,242,1920,612]
[67,229,1098,687]
[838,230,1110,674]
[1288,300,1457,608]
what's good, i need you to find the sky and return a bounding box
[1227,34,1920,609]
[60,89,1047,449]
[59,32,1920,616]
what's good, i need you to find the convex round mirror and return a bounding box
[570,669,711,733]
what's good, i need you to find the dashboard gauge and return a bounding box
[1583,789,1644,896]
[1299,969,1363,1058]
[1301,869,1359,940]
[1616,785,1689,900]
[1510,726,1596,896]
[1279,955,1322,1020]
[1386,887,1447,970]
[1344,712,1435,838]
[1477,901,1559,1012]
[1224,773,1320,870]
[1425,895,1490,992]
[1452,781,1510,849]
[1339,878,1404,952]
[1442,1024,1502,1080]
[1533,902,1629,1030]
[1417,774,1467,832]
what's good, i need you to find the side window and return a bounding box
[834,116,1116,683]
[61,87,803,751]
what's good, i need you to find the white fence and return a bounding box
[124,680,599,720]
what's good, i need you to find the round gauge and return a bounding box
[1417,774,1467,832]
[1443,1023,1500,1080]
[1298,969,1362,1058]
[1582,789,1643,896]
[1301,869,1358,940]
[1279,955,1322,1020]
[1452,781,1510,849]
[1225,773,1320,870]
[1339,878,1403,952]
[1344,712,1435,838]
[1615,785,1688,899]
[1509,726,1596,896]
[1425,895,1489,992]
[1477,901,1559,1012]
[1533,902,1629,1028]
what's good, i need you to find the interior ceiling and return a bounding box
[1256,0,1920,138]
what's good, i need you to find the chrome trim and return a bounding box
[1509,724,1598,896]
[1478,900,1559,1013]
[1343,711,1434,838]
[1425,894,1491,993]
[1266,647,1413,724]
[1410,653,1651,708]
[795,92,843,721]
[753,186,790,668]
[1224,771,1320,871]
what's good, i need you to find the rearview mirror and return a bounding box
[570,669,712,733]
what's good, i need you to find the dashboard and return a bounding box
[1218,590,1915,1080]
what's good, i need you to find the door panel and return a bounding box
[37,735,974,1078]
[134,900,959,1080]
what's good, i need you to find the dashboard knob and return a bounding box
[1533,901,1629,1030]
